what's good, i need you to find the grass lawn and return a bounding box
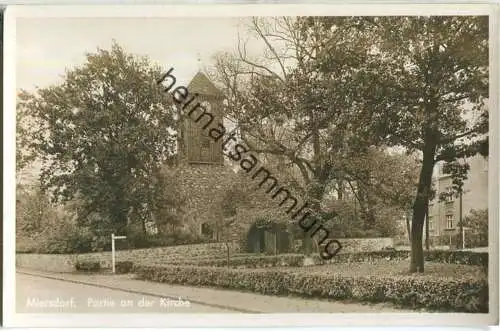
[276,260,487,281]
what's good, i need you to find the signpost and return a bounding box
[111,233,127,274]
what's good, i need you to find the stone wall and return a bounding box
[175,164,237,236]
[16,253,78,273]
[16,242,240,272]
[16,239,394,272]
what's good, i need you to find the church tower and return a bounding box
[174,71,234,239]
[179,72,224,165]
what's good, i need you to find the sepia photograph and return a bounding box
[4,4,498,328]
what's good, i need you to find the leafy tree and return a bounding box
[218,183,244,264]
[16,184,49,240]
[150,166,187,235]
[300,16,488,272]
[343,148,420,231]
[31,208,94,254]
[370,17,488,272]
[18,42,177,236]
[318,147,420,239]
[210,17,390,252]
[462,209,488,247]
[16,184,94,253]
[212,18,426,255]
[17,102,39,170]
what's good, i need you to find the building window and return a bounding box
[428,216,435,230]
[446,214,453,229]
[201,137,211,149]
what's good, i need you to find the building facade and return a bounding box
[427,154,488,238]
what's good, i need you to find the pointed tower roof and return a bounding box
[187,71,222,97]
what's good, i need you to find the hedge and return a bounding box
[159,250,488,268]
[332,250,488,267]
[135,252,258,266]
[115,261,134,274]
[133,264,488,313]
[75,261,101,272]
[168,254,306,268]
[424,250,488,267]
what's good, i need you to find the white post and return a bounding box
[462,227,465,250]
[111,233,116,274]
[111,234,127,274]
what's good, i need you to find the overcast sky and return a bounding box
[16,17,264,183]
[16,17,258,92]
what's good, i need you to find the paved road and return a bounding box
[17,269,413,313]
[16,273,237,313]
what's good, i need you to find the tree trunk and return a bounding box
[425,204,430,250]
[357,189,377,230]
[410,129,437,273]
[354,197,358,224]
[337,180,344,200]
[458,191,463,249]
[302,177,325,256]
[405,211,411,243]
[225,240,230,268]
[113,202,129,235]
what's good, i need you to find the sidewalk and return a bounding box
[17,268,413,313]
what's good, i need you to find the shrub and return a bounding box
[25,221,95,254]
[163,250,487,269]
[115,261,134,274]
[171,254,307,268]
[435,233,461,249]
[425,250,488,267]
[332,250,487,267]
[75,261,101,272]
[463,209,488,248]
[125,230,213,250]
[16,205,95,254]
[332,251,410,264]
[133,264,488,313]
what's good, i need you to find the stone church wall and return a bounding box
[175,163,237,236]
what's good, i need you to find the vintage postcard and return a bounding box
[3,3,498,328]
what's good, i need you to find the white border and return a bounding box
[488,1,500,326]
[4,3,499,328]
[2,3,499,17]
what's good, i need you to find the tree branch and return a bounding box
[237,33,284,83]
[252,17,288,79]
